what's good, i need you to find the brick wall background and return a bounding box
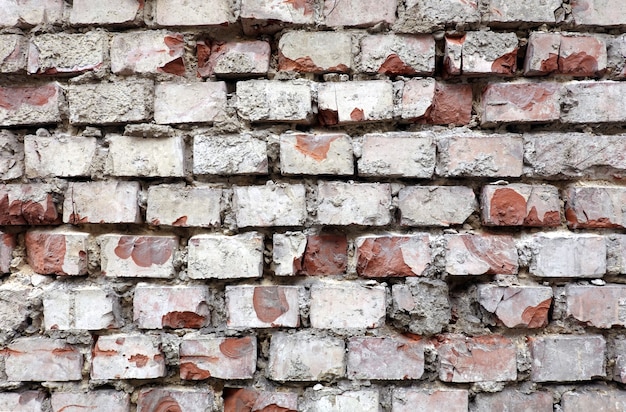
[1,0,626,410]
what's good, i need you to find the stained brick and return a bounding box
[5,338,83,382]
[187,233,264,279]
[28,31,106,75]
[154,0,234,26]
[565,284,626,328]
[394,0,480,33]
[70,0,140,25]
[392,388,469,412]
[226,285,300,328]
[316,181,392,226]
[0,34,27,73]
[481,82,560,125]
[137,387,215,412]
[0,83,62,126]
[147,184,222,227]
[445,32,518,76]
[223,388,297,412]
[472,389,553,412]
[446,234,518,275]
[236,80,312,123]
[63,181,141,224]
[280,132,353,176]
[0,183,61,226]
[398,186,476,226]
[0,130,23,180]
[51,391,130,412]
[485,0,561,24]
[44,286,121,330]
[198,40,270,78]
[358,34,435,75]
[278,31,352,73]
[91,334,166,380]
[1,0,64,27]
[562,81,626,124]
[478,284,553,328]
[525,33,607,77]
[317,81,394,125]
[566,186,626,229]
[303,390,379,412]
[180,335,257,380]
[154,82,227,124]
[0,391,45,412]
[401,80,473,125]
[481,183,561,227]
[134,284,210,329]
[322,0,396,27]
[274,232,349,277]
[561,390,626,412]
[24,133,96,178]
[25,230,88,276]
[234,184,307,227]
[571,0,626,26]
[193,134,268,175]
[106,135,185,177]
[347,336,424,380]
[529,234,606,278]
[390,278,451,335]
[100,234,177,278]
[356,234,431,278]
[241,0,315,34]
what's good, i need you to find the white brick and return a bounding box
[357,132,435,178]
[133,284,210,329]
[188,233,264,279]
[530,234,607,278]
[234,183,307,227]
[303,390,379,412]
[193,134,268,175]
[51,391,130,412]
[486,0,561,24]
[111,31,184,75]
[70,0,140,25]
[241,0,315,26]
[0,391,45,412]
[0,83,62,126]
[226,285,300,328]
[358,34,435,75]
[398,186,476,226]
[155,0,234,26]
[44,286,121,331]
[91,334,166,380]
[63,181,141,224]
[180,335,257,380]
[5,338,82,382]
[147,184,222,227]
[278,31,352,73]
[155,82,227,124]
[272,232,307,276]
[280,132,353,175]
[0,34,27,73]
[0,0,64,27]
[106,135,185,177]
[236,80,312,123]
[317,80,394,125]
[28,31,106,74]
[24,133,96,178]
[100,234,178,278]
[317,181,392,226]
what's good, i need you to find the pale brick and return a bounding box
[438,335,517,382]
[402,80,473,125]
[566,284,626,328]
[472,390,553,412]
[224,389,297,412]
[63,181,141,224]
[0,34,27,73]
[398,186,476,226]
[180,335,256,380]
[317,181,391,226]
[614,339,626,383]
[155,0,234,26]
[24,133,96,178]
[359,34,435,75]
[0,83,61,126]
[394,0,480,32]
[481,183,561,227]
[347,336,424,380]
[280,132,353,176]
[0,285,33,333]
[392,388,469,412]
[198,40,270,78]
[236,80,312,123]
[70,0,141,25]
[234,184,307,227]
[0,0,63,27]
[100,234,177,278]
[51,391,130,412]
[279,31,351,73]
[193,134,267,175]
[562,390,626,412]
[5,338,82,381]
[437,134,524,177]
[309,281,386,329]
[0,232,16,273]
[390,278,451,336]
[0,130,24,180]
[28,31,105,75]
[137,387,215,412]
[91,334,166,380]
[147,184,221,227]
[323,0,396,27]
[445,31,518,75]
[529,335,606,382]
[226,285,300,328]
[68,81,153,125]
[44,286,121,330]
[0,183,60,225]
[524,32,561,76]
[241,0,315,34]
[111,31,184,75]
[154,82,227,124]
[356,132,435,178]
[562,81,626,123]
[446,234,518,275]
[481,82,560,125]
[525,33,607,76]
[317,80,394,125]
[0,391,45,412]
[188,233,263,279]
[106,135,184,178]
[486,0,561,24]
[302,390,379,412]
[609,34,626,79]
[571,0,626,26]
[268,332,345,381]
[272,232,306,276]
[356,234,431,278]
[566,186,626,229]
[134,284,210,329]
[478,284,553,328]
[530,234,606,278]
[25,229,89,276]
[400,78,436,120]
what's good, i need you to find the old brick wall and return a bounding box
[1,0,626,410]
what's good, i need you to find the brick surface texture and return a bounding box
[0,1,624,410]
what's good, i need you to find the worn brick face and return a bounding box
[347,336,424,380]
[392,388,469,412]
[280,132,353,176]
[51,391,130,412]
[356,234,431,277]
[478,284,553,328]
[226,285,300,328]
[446,234,518,276]
[91,334,166,380]
[134,284,210,329]
[100,234,177,278]
[318,81,394,125]
[137,387,215,412]
[0,83,62,126]
[5,338,83,382]
[481,184,561,227]
[180,335,257,380]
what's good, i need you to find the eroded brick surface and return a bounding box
[180,336,257,380]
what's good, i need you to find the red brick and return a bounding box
[566,186,626,229]
[299,234,348,276]
[392,388,468,412]
[310,282,386,329]
[134,284,210,329]
[100,234,177,278]
[478,284,553,328]
[482,184,561,227]
[445,32,518,76]
[322,0,396,27]
[279,31,352,73]
[63,181,141,224]
[358,34,435,75]
[51,391,130,412]
[0,83,62,126]
[0,183,61,225]
[180,336,257,380]
[241,0,315,34]
[356,234,431,277]
[401,80,473,125]
[565,284,626,328]
[25,230,89,276]
[226,285,300,328]
[437,334,517,382]
[347,335,424,380]
[137,387,215,412]
[0,232,16,273]
[91,334,166,380]
[445,234,518,276]
[4,338,83,382]
[481,82,560,125]
[198,40,270,78]
[223,388,298,412]
[473,389,553,412]
[562,390,626,412]
[525,33,607,77]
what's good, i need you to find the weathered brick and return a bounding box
[356,132,435,178]
[44,286,121,330]
[481,183,561,227]
[392,388,469,412]
[472,389,553,412]
[390,278,451,335]
[193,134,267,175]
[0,83,61,126]
[106,135,184,177]
[437,134,524,177]
[566,186,626,229]
[358,34,435,75]
[0,232,16,273]
[155,0,234,26]
[267,332,345,381]
[1,0,64,27]
[399,78,435,120]
[0,183,61,225]
[0,284,34,333]
[608,235,626,275]
[279,31,352,73]
[317,181,391,226]
[51,391,130,412]
[356,234,431,278]
[147,184,222,227]
[529,335,606,382]
[280,132,353,176]
[25,229,89,276]
[398,186,476,226]
[562,81,626,123]
[608,34,626,79]
[0,391,45,412]
[241,0,315,34]
[438,334,517,382]
[309,282,386,329]
[188,233,263,279]
[571,0,626,26]
[445,32,518,76]
[92,334,166,380]
[529,234,606,278]
[63,181,141,224]
[525,33,607,76]
[565,284,626,328]
[481,82,560,125]
[485,0,561,24]
[272,232,348,276]
[226,285,300,328]
[403,80,473,125]
[223,388,297,412]
[138,387,215,412]
[28,31,105,75]
[302,390,379,412]
[446,234,518,275]
[24,133,96,178]
[5,338,82,381]
[323,0,395,27]
[614,339,626,383]
[70,0,140,25]
[317,81,394,125]
[524,32,560,76]
[180,335,256,380]
[154,82,227,124]
[234,184,307,227]
[0,130,24,180]
[0,34,27,73]
[134,284,210,329]
[198,40,270,78]
[111,31,184,75]
[68,80,153,125]
[236,80,312,123]
[478,284,553,328]
[394,0,480,33]
[100,234,177,278]
[561,390,626,412]
[347,336,424,380]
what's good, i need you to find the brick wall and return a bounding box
[1,0,626,410]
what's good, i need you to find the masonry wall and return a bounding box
[1,0,626,410]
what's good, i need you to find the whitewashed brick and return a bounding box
[51,391,130,412]
[63,181,141,224]
[278,31,352,73]
[137,387,215,412]
[188,233,264,279]
[357,132,435,178]
[147,184,222,227]
[100,234,178,278]
[280,133,353,175]
[44,286,121,330]
[0,130,24,180]
[155,0,234,26]
[0,34,27,73]
[155,82,227,124]
[193,134,268,175]
[106,135,184,177]
[24,133,96,178]
[317,181,392,226]
[530,234,606,278]
[133,284,210,329]
[272,232,307,276]
[236,80,312,123]
[91,334,166,380]
[317,80,394,125]
[0,83,62,126]
[0,391,45,412]
[303,390,380,412]
[398,186,476,226]
[234,183,307,227]
[180,335,256,380]
[5,338,82,382]
[111,31,184,75]
[358,34,435,75]
[70,0,140,24]
[226,285,300,328]
[1,0,64,27]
